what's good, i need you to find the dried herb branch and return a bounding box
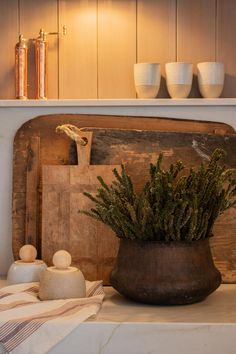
[81,148,236,242]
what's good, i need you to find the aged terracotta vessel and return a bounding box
[110,238,221,305]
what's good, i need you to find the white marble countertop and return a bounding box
[94,285,236,324]
[0,278,236,353]
[1,278,236,324]
[50,284,236,354]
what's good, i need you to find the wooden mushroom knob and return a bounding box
[53,250,72,269]
[19,245,37,263]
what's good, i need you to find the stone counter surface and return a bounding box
[0,279,235,354]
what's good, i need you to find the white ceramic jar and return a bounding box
[197,62,224,98]
[39,266,86,300]
[7,260,47,285]
[7,245,47,285]
[165,62,193,98]
[39,250,86,300]
[134,63,161,98]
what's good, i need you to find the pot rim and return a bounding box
[119,237,211,246]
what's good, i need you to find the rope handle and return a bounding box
[56,124,88,146]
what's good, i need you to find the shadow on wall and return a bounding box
[222,74,236,98]
[157,76,169,98]
[1,67,15,99]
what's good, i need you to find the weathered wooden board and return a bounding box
[12,114,236,283]
[25,136,41,251]
[42,132,120,283]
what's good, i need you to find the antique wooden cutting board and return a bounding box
[41,132,120,283]
[12,114,236,283]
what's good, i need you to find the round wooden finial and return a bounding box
[19,245,37,262]
[52,250,72,269]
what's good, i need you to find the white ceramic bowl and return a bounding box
[7,260,47,285]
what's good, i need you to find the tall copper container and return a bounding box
[35,29,48,99]
[15,35,28,99]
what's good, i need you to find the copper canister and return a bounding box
[35,29,48,99]
[15,35,28,99]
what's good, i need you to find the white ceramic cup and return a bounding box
[134,63,161,98]
[197,62,224,98]
[165,62,193,98]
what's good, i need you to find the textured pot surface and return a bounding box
[110,238,221,305]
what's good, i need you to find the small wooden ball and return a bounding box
[19,245,37,263]
[53,250,72,269]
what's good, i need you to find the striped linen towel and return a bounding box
[0,280,104,354]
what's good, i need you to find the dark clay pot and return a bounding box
[110,238,221,305]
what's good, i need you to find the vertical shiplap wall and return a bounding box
[217,0,236,98]
[137,0,176,98]
[177,0,216,97]
[1,0,236,99]
[97,0,136,98]
[59,0,97,98]
[0,0,18,99]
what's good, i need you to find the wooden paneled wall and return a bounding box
[1,0,236,99]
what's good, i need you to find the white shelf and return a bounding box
[0,98,236,107]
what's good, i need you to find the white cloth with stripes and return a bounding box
[0,281,104,354]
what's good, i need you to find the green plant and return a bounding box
[82,148,236,242]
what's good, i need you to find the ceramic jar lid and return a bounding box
[39,250,86,300]
[19,244,37,262]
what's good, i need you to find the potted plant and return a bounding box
[82,149,236,305]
